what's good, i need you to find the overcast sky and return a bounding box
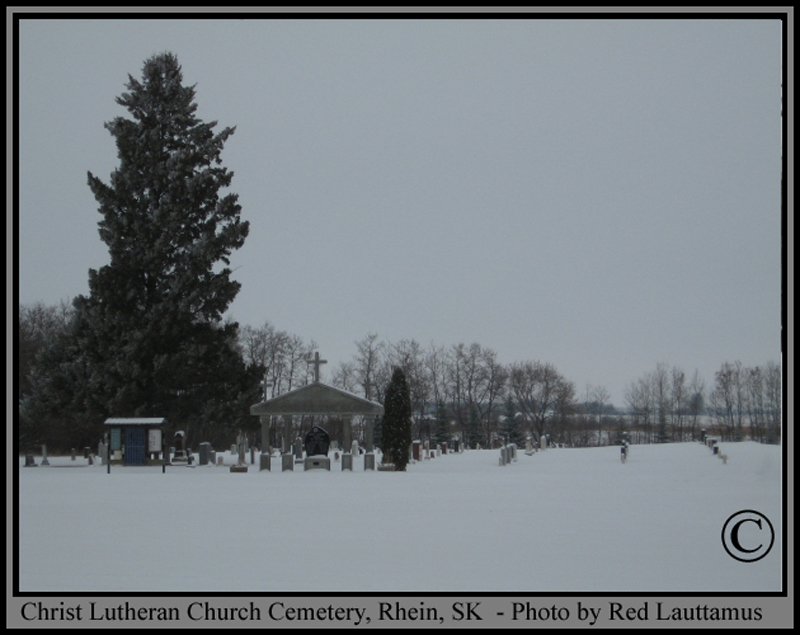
[16,14,784,405]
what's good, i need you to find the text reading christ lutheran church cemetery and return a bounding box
[19,599,766,626]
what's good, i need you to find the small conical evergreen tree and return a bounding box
[503,396,526,447]
[465,404,482,449]
[381,367,413,471]
[433,401,450,445]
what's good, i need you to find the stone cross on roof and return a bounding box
[263,373,273,401]
[307,351,327,383]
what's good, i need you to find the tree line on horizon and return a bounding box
[18,300,782,452]
[16,52,783,454]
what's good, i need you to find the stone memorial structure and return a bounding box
[304,425,331,470]
[250,351,384,472]
[172,430,188,463]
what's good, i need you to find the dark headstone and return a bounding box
[24,455,37,467]
[304,426,330,457]
[199,442,211,466]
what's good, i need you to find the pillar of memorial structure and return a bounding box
[260,415,270,454]
[364,415,376,470]
[282,415,292,454]
[342,415,352,452]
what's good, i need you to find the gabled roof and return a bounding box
[250,382,384,417]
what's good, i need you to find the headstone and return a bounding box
[525,439,533,455]
[199,442,211,466]
[305,455,331,470]
[540,435,547,451]
[342,453,353,471]
[351,440,359,456]
[304,426,330,457]
[217,456,224,466]
[173,431,188,463]
[442,442,447,455]
[230,443,248,472]
[251,446,255,465]
[98,441,107,462]
[293,437,304,463]
[620,445,627,464]
[303,426,331,470]
[41,445,50,466]
[231,444,237,454]
[84,447,90,459]
[24,455,36,467]
[71,448,76,461]
[412,441,421,461]
[88,454,94,465]
[364,453,375,470]
[453,439,460,453]
[260,453,271,471]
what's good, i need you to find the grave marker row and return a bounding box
[499,444,518,466]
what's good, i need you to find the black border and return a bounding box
[10,6,791,609]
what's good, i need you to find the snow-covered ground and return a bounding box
[16,441,783,593]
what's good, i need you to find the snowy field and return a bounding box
[16,441,783,593]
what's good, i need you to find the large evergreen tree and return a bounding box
[381,367,413,471]
[22,53,251,447]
